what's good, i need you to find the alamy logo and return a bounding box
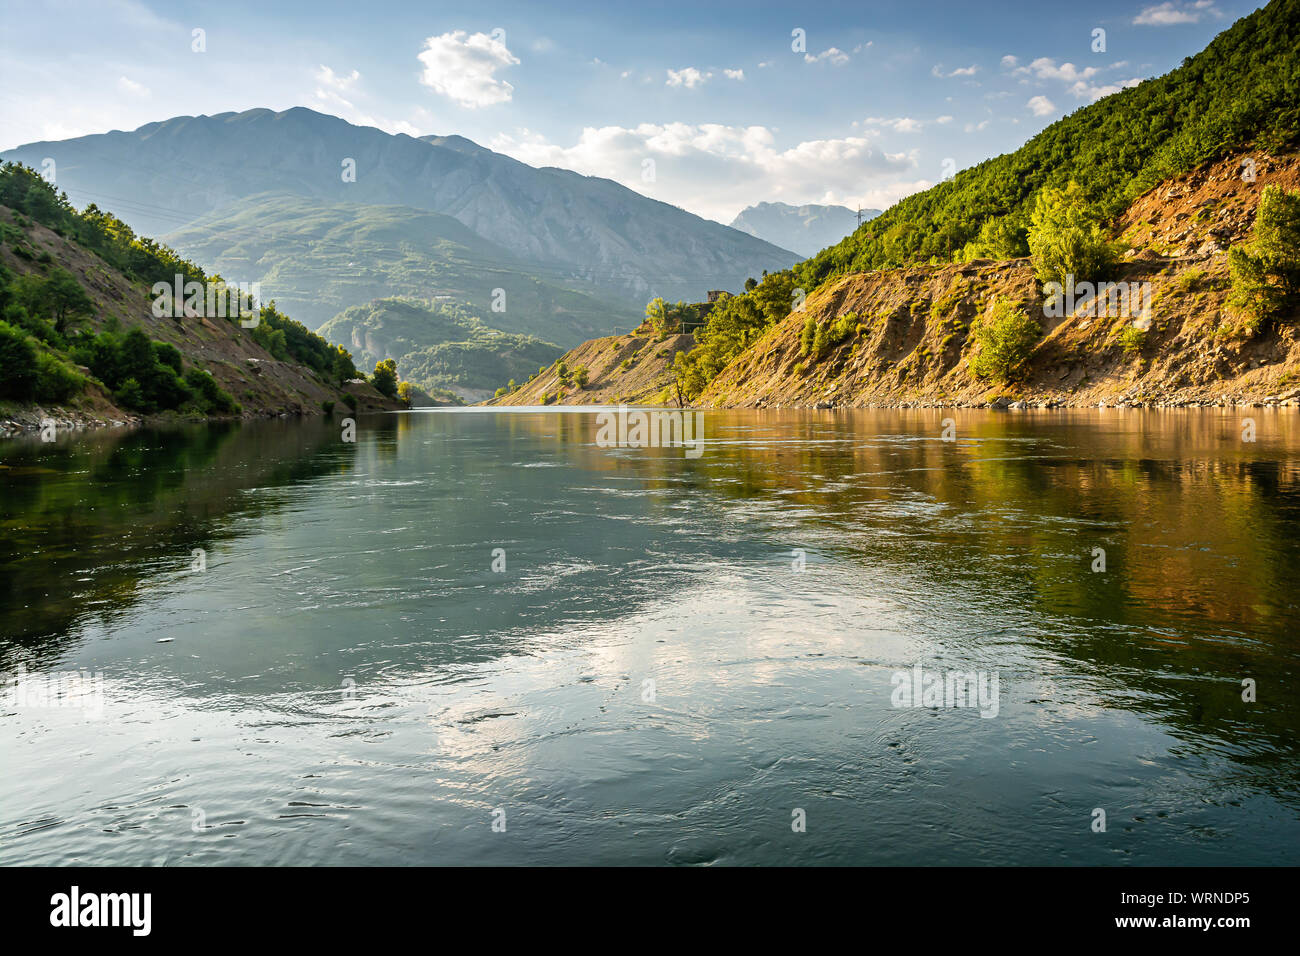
[890,664,1000,718]
[1043,274,1151,320]
[10,664,104,719]
[595,405,705,459]
[151,275,261,327]
[50,886,151,936]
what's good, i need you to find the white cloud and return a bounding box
[1027,95,1056,116]
[932,63,980,78]
[1000,55,1018,68]
[1012,56,1147,100]
[418,30,519,108]
[724,68,745,81]
[116,76,149,97]
[1075,76,1145,100]
[935,115,954,124]
[312,65,421,136]
[666,67,711,88]
[490,122,920,221]
[314,65,359,96]
[862,116,926,133]
[805,47,850,66]
[1134,1,1220,26]
[1015,57,1100,84]
[964,120,990,133]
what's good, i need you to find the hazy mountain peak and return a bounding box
[730,201,880,259]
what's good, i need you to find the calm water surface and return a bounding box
[2,408,1298,865]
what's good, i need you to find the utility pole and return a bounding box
[856,205,863,228]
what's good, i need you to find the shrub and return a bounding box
[342,392,358,411]
[0,320,38,399]
[1118,325,1147,357]
[799,314,817,357]
[153,340,183,374]
[34,351,85,403]
[183,366,237,414]
[114,377,146,409]
[971,299,1041,383]
[1228,185,1300,328]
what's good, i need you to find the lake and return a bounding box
[2,407,1298,865]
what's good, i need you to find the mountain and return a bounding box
[730,202,877,258]
[319,298,563,402]
[163,192,636,343]
[0,108,800,320]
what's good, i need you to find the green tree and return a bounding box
[43,269,94,335]
[1028,182,1115,289]
[644,297,677,336]
[750,271,798,325]
[371,358,399,398]
[1228,185,1300,328]
[671,350,708,405]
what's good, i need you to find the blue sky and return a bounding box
[0,0,1259,222]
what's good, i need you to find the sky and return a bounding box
[0,0,1262,224]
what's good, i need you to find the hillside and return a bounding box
[0,165,398,435]
[164,193,638,344]
[730,202,877,258]
[0,107,800,312]
[492,329,695,407]
[699,152,1300,409]
[320,297,563,402]
[796,0,1300,292]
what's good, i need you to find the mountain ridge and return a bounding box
[1,107,800,312]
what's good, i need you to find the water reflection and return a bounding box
[1,407,1297,864]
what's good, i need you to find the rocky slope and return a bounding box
[492,328,695,406]
[700,153,1300,410]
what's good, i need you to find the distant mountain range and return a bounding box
[730,202,878,258]
[1,108,799,347]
